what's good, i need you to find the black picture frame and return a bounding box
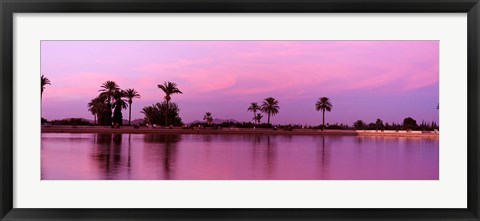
[1,0,479,220]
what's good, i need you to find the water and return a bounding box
[41,133,439,180]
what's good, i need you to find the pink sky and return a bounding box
[41,41,439,125]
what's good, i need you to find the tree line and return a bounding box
[353,118,438,131]
[41,76,439,131]
[87,81,141,127]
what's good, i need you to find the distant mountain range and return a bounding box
[52,117,94,123]
[51,118,145,125]
[128,118,241,125]
[187,118,240,125]
[51,118,242,125]
[124,119,144,125]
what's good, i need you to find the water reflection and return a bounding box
[42,133,439,180]
[312,136,329,179]
[264,136,277,178]
[91,134,124,179]
[127,134,132,176]
[143,134,181,180]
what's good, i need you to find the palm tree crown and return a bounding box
[98,81,120,126]
[88,95,107,125]
[111,90,128,127]
[261,97,280,125]
[247,102,260,123]
[353,120,366,130]
[125,89,141,104]
[112,90,128,110]
[158,81,183,102]
[158,81,183,126]
[315,97,333,130]
[41,75,51,96]
[124,88,141,125]
[141,106,156,125]
[203,112,213,125]
[99,81,120,105]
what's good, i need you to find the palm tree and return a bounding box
[87,101,97,124]
[315,97,333,130]
[99,81,120,106]
[87,95,106,125]
[99,81,120,125]
[112,90,128,126]
[203,112,213,125]
[247,102,260,124]
[154,102,182,126]
[158,81,183,127]
[41,75,51,98]
[113,90,128,108]
[141,106,156,126]
[254,113,263,124]
[261,97,280,125]
[375,118,384,131]
[353,120,367,130]
[124,88,141,125]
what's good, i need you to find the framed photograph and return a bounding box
[1,0,479,220]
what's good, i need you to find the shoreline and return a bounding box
[41,125,439,138]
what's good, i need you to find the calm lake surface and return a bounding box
[41,133,439,180]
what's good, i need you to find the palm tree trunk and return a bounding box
[322,110,325,130]
[128,103,132,125]
[107,97,112,126]
[253,110,256,124]
[165,100,169,127]
[268,113,271,125]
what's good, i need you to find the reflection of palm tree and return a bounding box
[261,97,280,125]
[144,134,181,180]
[265,136,277,177]
[124,88,141,125]
[162,143,175,180]
[158,81,183,127]
[321,136,325,164]
[41,75,51,99]
[247,102,260,123]
[314,135,329,179]
[144,134,182,143]
[92,134,113,178]
[128,134,132,172]
[315,97,333,130]
[91,134,126,179]
[202,134,213,142]
[111,134,123,177]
